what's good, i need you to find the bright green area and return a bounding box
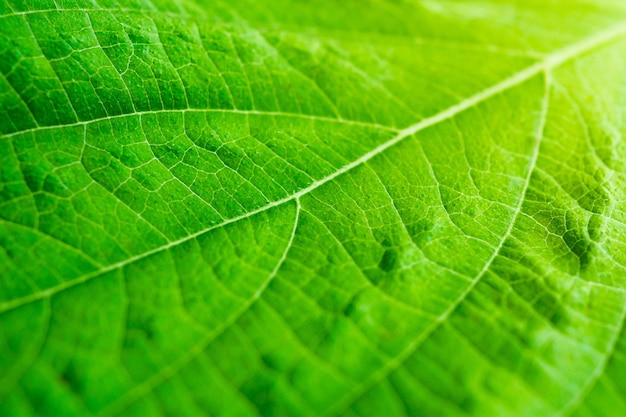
[1,0,626,416]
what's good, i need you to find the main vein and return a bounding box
[1,20,626,315]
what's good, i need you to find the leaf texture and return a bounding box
[2,1,626,416]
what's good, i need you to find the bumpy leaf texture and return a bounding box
[2,0,626,416]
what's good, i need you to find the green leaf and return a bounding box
[2,1,626,416]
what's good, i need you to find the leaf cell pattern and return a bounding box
[2,1,626,416]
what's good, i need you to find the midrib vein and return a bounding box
[1,20,626,316]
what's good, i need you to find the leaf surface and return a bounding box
[2,1,626,416]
